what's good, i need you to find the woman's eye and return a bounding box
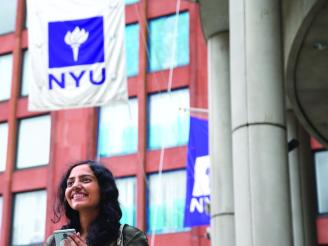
[82,178,91,183]
[67,181,73,187]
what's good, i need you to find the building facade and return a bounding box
[0,0,209,245]
[1,0,328,246]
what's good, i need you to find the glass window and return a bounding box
[98,99,138,157]
[0,122,8,172]
[125,0,138,5]
[315,151,328,214]
[0,0,17,35]
[148,12,189,72]
[21,50,30,96]
[125,24,139,77]
[11,190,47,246]
[116,177,136,226]
[16,115,51,169]
[0,196,3,234]
[0,53,13,101]
[148,170,186,234]
[148,89,190,150]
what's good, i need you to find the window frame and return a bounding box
[0,121,9,172]
[116,176,137,226]
[0,0,18,35]
[147,11,190,73]
[146,169,189,234]
[97,97,139,158]
[10,189,47,246]
[15,114,51,170]
[0,53,14,102]
[147,88,190,150]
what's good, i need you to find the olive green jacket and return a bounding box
[111,224,148,246]
[46,224,148,246]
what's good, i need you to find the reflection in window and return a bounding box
[0,54,13,101]
[125,0,138,5]
[125,24,139,77]
[148,89,189,150]
[0,196,3,234]
[116,177,136,226]
[16,115,51,169]
[148,170,186,234]
[11,190,47,246]
[0,0,17,34]
[0,122,8,172]
[148,12,189,72]
[315,151,328,214]
[21,50,30,96]
[98,99,138,157]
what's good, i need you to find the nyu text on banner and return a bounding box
[184,116,210,227]
[27,0,127,111]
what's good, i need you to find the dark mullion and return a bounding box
[0,0,25,245]
[136,0,148,232]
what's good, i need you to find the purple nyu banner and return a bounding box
[184,117,210,227]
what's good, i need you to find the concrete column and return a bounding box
[208,32,235,246]
[229,0,293,245]
[287,111,317,246]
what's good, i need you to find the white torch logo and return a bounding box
[64,26,89,62]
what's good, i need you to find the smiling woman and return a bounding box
[46,160,148,246]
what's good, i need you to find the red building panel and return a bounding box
[317,216,328,245]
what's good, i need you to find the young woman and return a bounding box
[46,160,148,246]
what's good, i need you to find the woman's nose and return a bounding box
[71,181,82,190]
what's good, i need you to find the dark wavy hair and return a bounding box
[52,160,122,246]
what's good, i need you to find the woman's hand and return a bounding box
[60,238,74,246]
[67,233,88,246]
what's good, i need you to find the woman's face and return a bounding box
[65,164,101,212]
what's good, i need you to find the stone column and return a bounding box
[229,0,293,245]
[287,111,317,246]
[208,31,235,246]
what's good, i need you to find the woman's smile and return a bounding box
[71,192,88,201]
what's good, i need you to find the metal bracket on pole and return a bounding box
[288,139,299,152]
